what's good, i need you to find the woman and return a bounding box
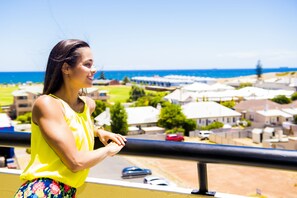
[15,39,126,197]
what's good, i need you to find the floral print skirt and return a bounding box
[14,178,76,198]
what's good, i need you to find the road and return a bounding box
[88,155,151,184]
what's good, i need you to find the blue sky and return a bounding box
[0,0,296,71]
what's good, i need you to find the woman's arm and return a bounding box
[32,95,124,173]
[85,96,127,146]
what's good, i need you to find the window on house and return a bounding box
[19,104,29,108]
[17,96,28,100]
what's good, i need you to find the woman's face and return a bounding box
[68,47,96,88]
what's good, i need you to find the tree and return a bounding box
[182,119,197,136]
[16,112,32,124]
[92,100,107,118]
[238,82,253,89]
[158,103,186,129]
[99,71,106,80]
[132,92,168,107]
[199,121,224,130]
[256,60,263,79]
[220,100,236,109]
[271,95,291,104]
[110,102,128,135]
[128,85,146,101]
[291,92,297,101]
[122,76,130,85]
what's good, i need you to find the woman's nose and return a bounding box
[90,66,97,73]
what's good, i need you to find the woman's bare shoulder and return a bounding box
[34,95,56,105]
[32,95,64,124]
[33,95,61,113]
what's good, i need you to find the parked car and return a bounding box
[122,166,152,178]
[143,176,170,186]
[165,134,184,142]
[198,130,213,140]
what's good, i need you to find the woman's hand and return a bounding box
[106,142,125,156]
[98,129,127,146]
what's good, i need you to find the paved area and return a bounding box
[14,138,297,198]
[122,137,297,198]
[122,155,297,198]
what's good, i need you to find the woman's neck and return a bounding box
[53,86,81,108]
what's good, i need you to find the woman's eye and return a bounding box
[83,64,92,68]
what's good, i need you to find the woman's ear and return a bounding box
[61,63,70,75]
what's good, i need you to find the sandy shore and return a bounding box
[216,71,297,84]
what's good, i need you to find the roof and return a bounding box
[234,99,281,112]
[95,106,160,126]
[182,101,241,119]
[182,82,212,92]
[126,106,160,125]
[164,89,195,102]
[257,109,293,118]
[281,108,297,115]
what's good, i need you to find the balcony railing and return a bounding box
[1,131,297,197]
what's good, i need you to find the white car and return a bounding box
[143,176,170,186]
[198,130,213,140]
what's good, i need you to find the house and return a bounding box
[234,99,281,121]
[181,101,241,127]
[164,89,195,105]
[131,75,217,87]
[255,109,293,126]
[85,87,110,102]
[11,85,42,117]
[10,85,109,117]
[225,77,257,88]
[94,106,163,134]
[92,79,120,86]
[234,99,297,127]
[254,77,297,91]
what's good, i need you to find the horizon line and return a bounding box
[0,66,295,72]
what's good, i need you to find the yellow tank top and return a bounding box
[20,95,94,188]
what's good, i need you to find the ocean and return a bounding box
[0,68,297,84]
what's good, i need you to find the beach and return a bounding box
[216,71,297,84]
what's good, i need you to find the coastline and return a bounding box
[1,68,297,84]
[216,71,297,83]
[1,71,296,86]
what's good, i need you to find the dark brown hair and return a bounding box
[43,39,90,94]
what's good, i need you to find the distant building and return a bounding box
[181,101,241,127]
[92,79,120,86]
[11,85,42,117]
[131,75,216,87]
[234,99,296,127]
[94,106,163,134]
[10,85,109,117]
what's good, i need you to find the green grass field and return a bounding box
[0,85,131,107]
[95,85,131,103]
[0,85,19,106]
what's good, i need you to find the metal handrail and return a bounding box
[1,131,297,196]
